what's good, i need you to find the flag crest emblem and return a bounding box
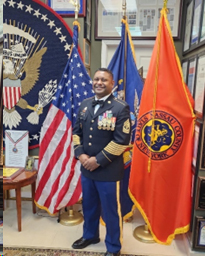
[136,110,183,160]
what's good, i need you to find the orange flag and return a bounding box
[129,6,195,245]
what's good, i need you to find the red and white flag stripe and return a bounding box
[35,104,82,214]
[3,86,21,110]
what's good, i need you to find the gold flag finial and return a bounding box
[69,0,80,20]
[163,0,168,8]
[122,0,126,19]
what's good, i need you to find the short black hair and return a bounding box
[94,68,114,79]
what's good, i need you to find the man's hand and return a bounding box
[78,154,90,166]
[83,156,100,172]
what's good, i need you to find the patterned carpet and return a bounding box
[3,247,144,256]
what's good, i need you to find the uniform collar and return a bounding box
[94,93,111,102]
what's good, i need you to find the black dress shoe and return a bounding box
[72,237,100,249]
[104,252,121,256]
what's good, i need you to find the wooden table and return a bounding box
[3,169,37,231]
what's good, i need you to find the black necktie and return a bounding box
[92,99,104,108]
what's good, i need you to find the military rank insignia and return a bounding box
[123,119,131,134]
[98,111,116,131]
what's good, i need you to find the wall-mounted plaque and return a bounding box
[182,60,188,84]
[200,124,205,172]
[194,216,205,250]
[194,54,205,119]
[183,0,194,53]
[191,0,203,46]
[195,176,205,210]
[95,0,182,40]
[187,57,197,97]
[193,121,202,168]
[47,0,86,16]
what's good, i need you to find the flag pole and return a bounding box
[122,0,127,101]
[59,0,84,226]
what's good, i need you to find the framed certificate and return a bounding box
[187,56,197,97]
[84,0,92,41]
[191,0,203,46]
[200,121,205,170]
[183,0,194,52]
[194,216,205,250]
[195,177,205,209]
[5,130,29,168]
[193,121,200,168]
[182,60,188,84]
[95,0,182,40]
[194,53,205,118]
[47,0,86,17]
[83,39,90,67]
[200,0,205,42]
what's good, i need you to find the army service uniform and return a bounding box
[73,94,131,253]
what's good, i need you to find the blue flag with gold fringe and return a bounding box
[108,19,144,220]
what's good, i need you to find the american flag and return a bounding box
[34,23,94,215]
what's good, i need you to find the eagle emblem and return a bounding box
[3,26,47,129]
[3,22,57,130]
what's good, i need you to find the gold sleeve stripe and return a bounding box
[74,145,83,151]
[104,141,128,156]
[102,150,112,162]
[73,135,80,145]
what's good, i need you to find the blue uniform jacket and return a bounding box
[72,94,131,182]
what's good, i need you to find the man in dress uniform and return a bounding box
[72,68,131,256]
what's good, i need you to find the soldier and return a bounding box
[72,68,131,256]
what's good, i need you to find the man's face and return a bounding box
[92,71,114,99]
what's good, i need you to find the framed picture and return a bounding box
[86,66,90,76]
[84,0,91,41]
[200,122,205,170]
[191,0,203,46]
[200,0,205,42]
[83,39,90,67]
[183,0,194,53]
[195,177,205,210]
[192,120,202,168]
[187,56,197,97]
[25,156,35,171]
[47,0,86,17]
[194,53,205,118]
[33,156,39,170]
[181,60,188,84]
[95,0,182,40]
[193,216,205,250]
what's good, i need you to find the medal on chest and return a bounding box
[98,111,116,131]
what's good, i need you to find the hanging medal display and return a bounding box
[5,131,29,153]
[5,130,29,167]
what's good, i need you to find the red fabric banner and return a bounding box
[129,8,195,245]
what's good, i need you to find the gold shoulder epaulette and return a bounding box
[114,98,127,106]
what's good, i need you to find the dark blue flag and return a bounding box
[108,19,144,220]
